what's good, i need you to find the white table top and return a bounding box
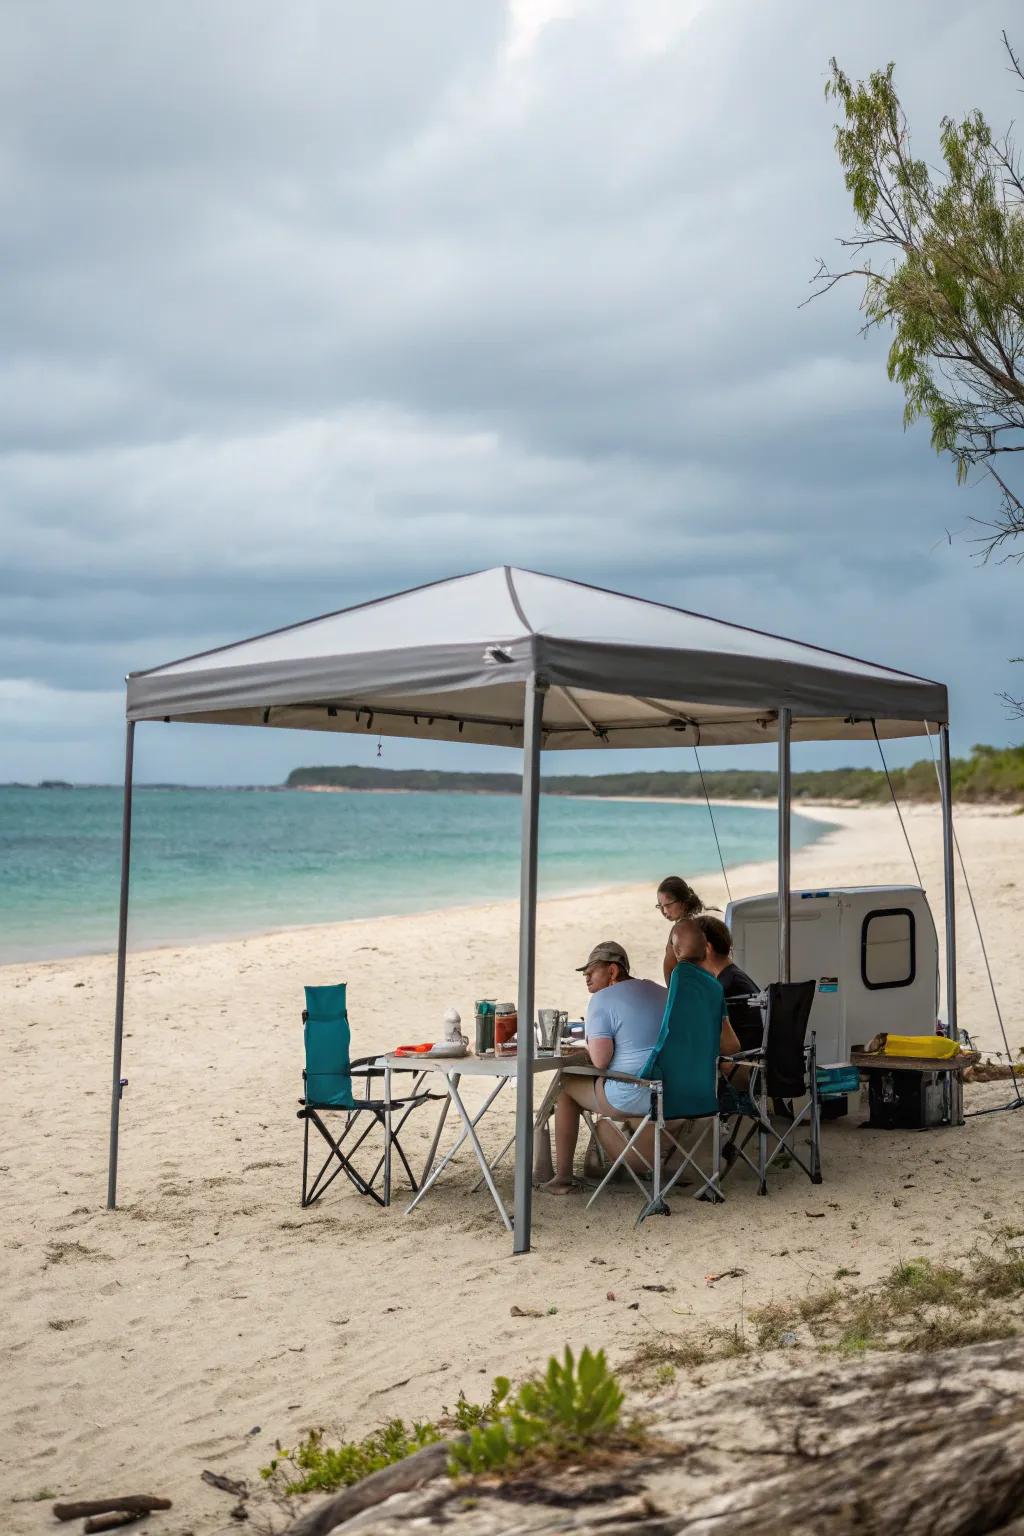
[378,1051,566,1078]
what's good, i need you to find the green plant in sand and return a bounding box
[448,1347,625,1477]
[260,1420,440,1495]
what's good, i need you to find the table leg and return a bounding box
[472,1071,563,1191]
[419,1074,459,1187]
[405,1076,506,1216]
[446,1082,514,1232]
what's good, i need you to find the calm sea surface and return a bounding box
[0,787,827,963]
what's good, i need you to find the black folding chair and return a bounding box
[720,980,821,1194]
[297,983,440,1208]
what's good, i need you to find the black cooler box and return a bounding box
[867,1068,947,1129]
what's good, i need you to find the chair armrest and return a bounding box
[563,1063,659,1089]
[721,1048,765,1062]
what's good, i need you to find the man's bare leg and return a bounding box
[542,1080,598,1194]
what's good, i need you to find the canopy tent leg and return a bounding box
[513,675,546,1255]
[106,721,136,1210]
[777,707,792,983]
[939,723,958,1043]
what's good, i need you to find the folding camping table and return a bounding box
[378,1054,565,1232]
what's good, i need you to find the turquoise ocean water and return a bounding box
[0,787,826,964]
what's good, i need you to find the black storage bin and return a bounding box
[867,1068,946,1129]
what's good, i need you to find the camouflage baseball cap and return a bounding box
[576,941,630,974]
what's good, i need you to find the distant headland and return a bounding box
[285,744,1024,805]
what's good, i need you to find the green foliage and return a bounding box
[260,1420,440,1495]
[820,45,1024,569]
[284,744,1024,804]
[883,1258,965,1311]
[750,1299,798,1349]
[837,1299,885,1355]
[972,1246,1024,1299]
[444,1384,508,1431]
[625,1333,709,1381]
[900,1314,1017,1353]
[448,1347,624,1477]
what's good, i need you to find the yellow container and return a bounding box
[882,1034,959,1060]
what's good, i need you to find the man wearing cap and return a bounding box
[542,941,667,1195]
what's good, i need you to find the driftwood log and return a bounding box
[281,1437,466,1536]
[52,1495,172,1522]
[201,1469,248,1499]
[83,1514,147,1534]
[284,1338,1024,1536]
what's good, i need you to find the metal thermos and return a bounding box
[474,999,495,1054]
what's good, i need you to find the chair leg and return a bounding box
[587,1118,654,1209]
[639,1117,668,1221]
[301,1109,385,1207]
[383,1067,393,1207]
[710,1113,723,1202]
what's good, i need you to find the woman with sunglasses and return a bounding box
[656,875,705,983]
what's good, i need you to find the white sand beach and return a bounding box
[2,801,1023,1532]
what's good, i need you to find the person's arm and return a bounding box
[720,1013,741,1057]
[588,1036,614,1070]
[719,1009,746,1085]
[663,939,675,986]
[584,994,616,1072]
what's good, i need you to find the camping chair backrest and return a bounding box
[643,963,724,1121]
[764,980,816,1099]
[303,982,357,1110]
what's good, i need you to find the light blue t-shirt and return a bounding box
[585,977,668,1116]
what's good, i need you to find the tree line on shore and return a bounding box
[286,742,1024,803]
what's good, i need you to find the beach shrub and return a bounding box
[624,1333,709,1381]
[883,1258,965,1312]
[448,1347,625,1477]
[972,1246,1024,1299]
[900,1314,1018,1354]
[444,1384,507,1430]
[750,1300,798,1348]
[260,1420,440,1495]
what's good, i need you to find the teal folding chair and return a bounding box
[585,963,726,1222]
[297,983,437,1208]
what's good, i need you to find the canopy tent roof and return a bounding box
[126,566,947,748]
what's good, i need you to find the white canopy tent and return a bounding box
[109,567,956,1252]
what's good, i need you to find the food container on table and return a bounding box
[474,999,496,1055]
[494,1003,518,1057]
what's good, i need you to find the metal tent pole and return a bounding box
[939,723,958,1043]
[513,675,546,1255]
[106,720,136,1210]
[777,707,792,983]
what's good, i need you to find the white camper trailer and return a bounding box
[726,886,940,1068]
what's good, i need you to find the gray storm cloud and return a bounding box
[0,0,1019,782]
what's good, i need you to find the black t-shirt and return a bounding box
[719,962,762,1052]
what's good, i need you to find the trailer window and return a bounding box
[861,908,916,990]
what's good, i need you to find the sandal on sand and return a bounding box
[541,1177,584,1196]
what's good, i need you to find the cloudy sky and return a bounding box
[2,0,1021,786]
